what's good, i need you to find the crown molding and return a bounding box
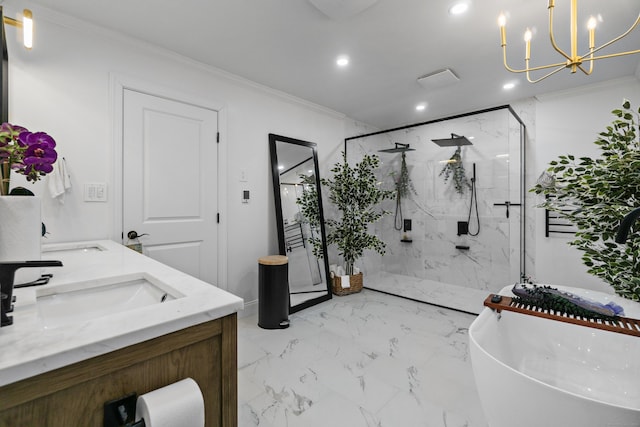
[15,1,346,121]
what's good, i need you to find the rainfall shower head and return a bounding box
[431,133,473,147]
[378,143,416,153]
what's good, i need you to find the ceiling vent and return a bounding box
[308,0,379,20]
[417,69,460,91]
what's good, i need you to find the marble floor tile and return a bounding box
[238,289,488,427]
[364,271,490,314]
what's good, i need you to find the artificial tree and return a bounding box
[320,152,394,275]
[532,101,640,301]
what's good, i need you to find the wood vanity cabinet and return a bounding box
[0,314,237,427]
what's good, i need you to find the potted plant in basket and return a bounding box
[320,152,394,295]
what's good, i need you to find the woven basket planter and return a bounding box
[331,272,363,296]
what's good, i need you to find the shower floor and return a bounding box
[364,271,490,315]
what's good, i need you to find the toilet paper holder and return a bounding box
[103,393,145,427]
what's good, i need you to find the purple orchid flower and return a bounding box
[0,123,29,159]
[18,131,58,181]
[0,123,58,194]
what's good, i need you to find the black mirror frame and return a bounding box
[269,133,332,313]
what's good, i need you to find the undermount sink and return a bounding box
[42,243,107,254]
[36,273,184,329]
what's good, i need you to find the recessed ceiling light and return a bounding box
[449,2,469,15]
[278,165,284,170]
[503,82,516,90]
[336,55,349,67]
[416,103,427,111]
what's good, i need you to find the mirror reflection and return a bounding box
[269,134,331,313]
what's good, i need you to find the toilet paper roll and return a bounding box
[136,378,205,427]
[0,197,42,284]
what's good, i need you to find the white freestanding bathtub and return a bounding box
[469,285,640,427]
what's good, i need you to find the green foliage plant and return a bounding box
[320,152,394,275]
[439,146,471,195]
[392,152,417,199]
[295,174,324,260]
[532,101,640,301]
[390,152,417,230]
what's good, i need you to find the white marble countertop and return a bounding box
[0,240,244,387]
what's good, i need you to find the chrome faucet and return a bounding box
[615,207,640,244]
[1,260,63,327]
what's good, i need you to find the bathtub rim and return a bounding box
[469,285,640,413]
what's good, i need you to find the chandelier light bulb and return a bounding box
[498,14,506,27]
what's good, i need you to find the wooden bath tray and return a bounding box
[484,294,640,337]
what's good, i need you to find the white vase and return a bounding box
[0,196,42,284]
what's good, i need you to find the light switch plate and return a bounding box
[84,183,107,202]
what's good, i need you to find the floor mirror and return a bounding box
[269,134,332,313]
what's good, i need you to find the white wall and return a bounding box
[532,77,640,293]
[4,2,639,306]
[3,2,346,307]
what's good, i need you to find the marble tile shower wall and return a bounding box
[347,109,523,293]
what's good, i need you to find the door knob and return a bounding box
[127,230,149,240]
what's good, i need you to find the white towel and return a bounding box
[340,275,350,289]
[48,157,72,201]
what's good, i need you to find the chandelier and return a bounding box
[498,0,640,83]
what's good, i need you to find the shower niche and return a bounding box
[346,106,525,313]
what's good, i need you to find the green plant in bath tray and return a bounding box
[532,100,640,301]
[439,146,471,195]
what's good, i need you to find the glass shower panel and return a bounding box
[346,108,523,298]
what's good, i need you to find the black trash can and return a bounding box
[258,255,290,329]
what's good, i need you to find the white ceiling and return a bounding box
[27,0,640,129]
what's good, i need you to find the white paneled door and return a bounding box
[122,89,218,284]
